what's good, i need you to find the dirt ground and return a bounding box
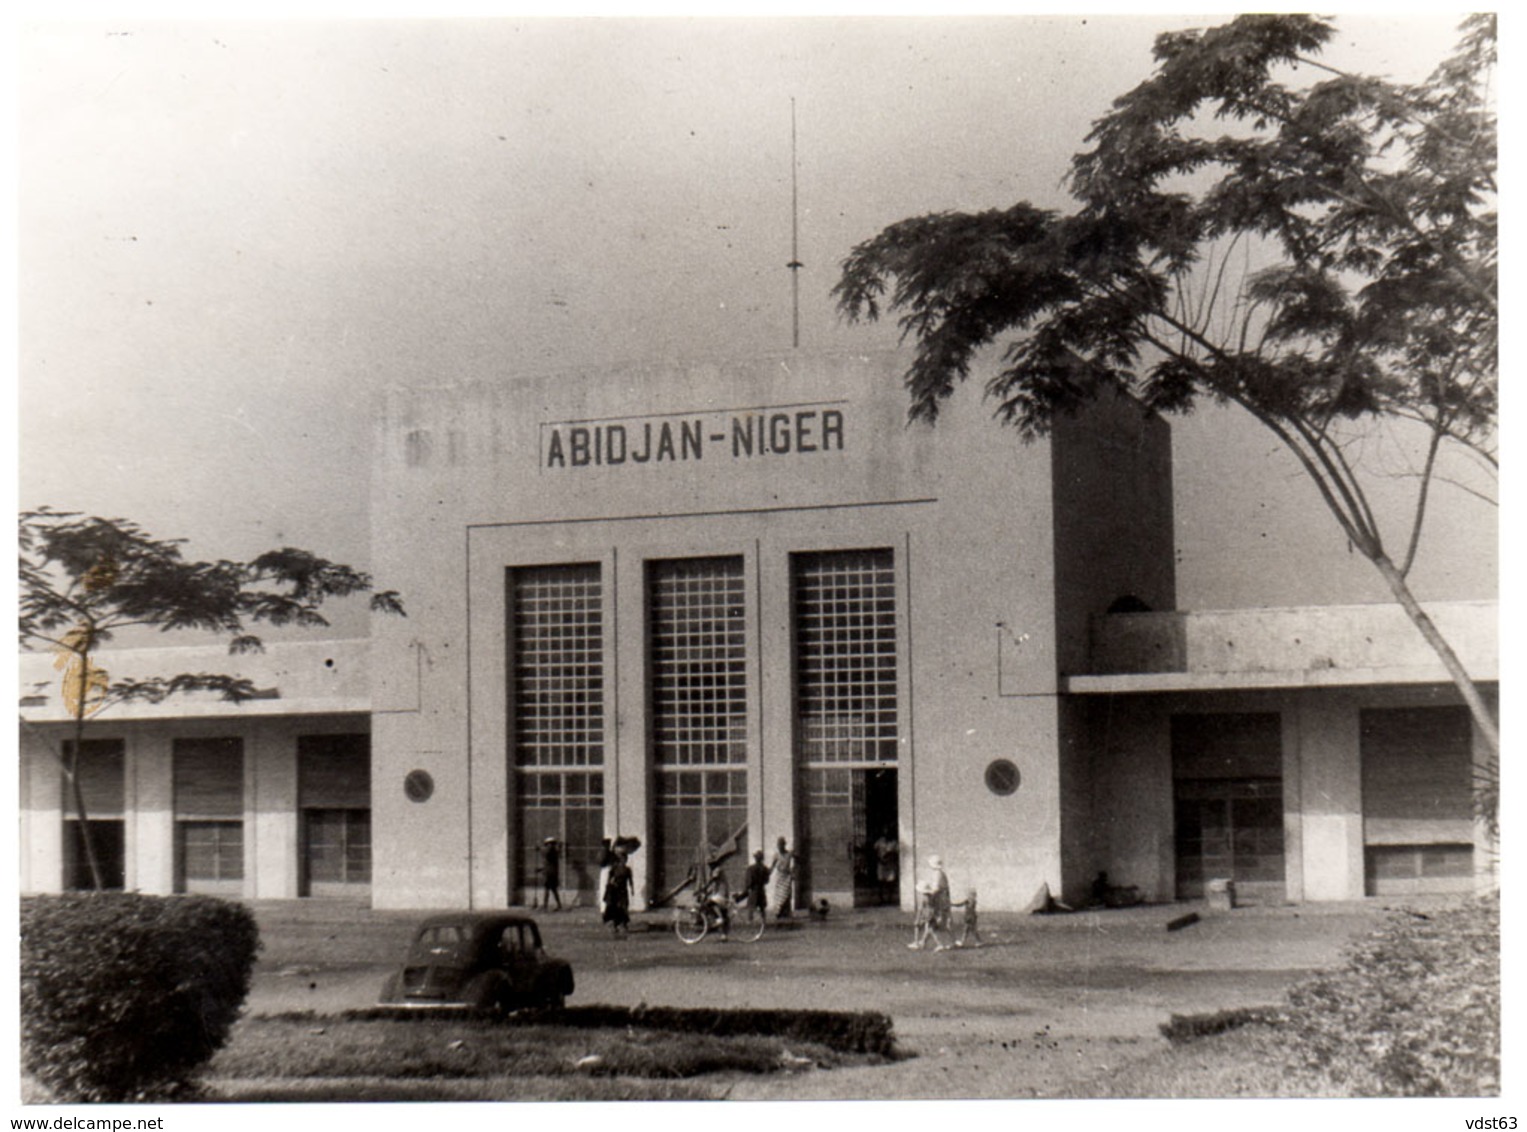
[242,895,1419,1100]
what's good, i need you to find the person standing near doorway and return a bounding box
[539,837,562,911]
[873,829,899,905]
[769,836,796,920]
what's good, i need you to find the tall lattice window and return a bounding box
[794,550,900,899]
[512,564,605,768]
[649,557,748,894]
[794,550,898,765]
[510,564,605,901]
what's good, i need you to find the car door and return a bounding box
[498,923,537,999]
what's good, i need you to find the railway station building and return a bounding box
[18,352,1499,910]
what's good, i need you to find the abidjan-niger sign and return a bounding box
[540,401,847,470]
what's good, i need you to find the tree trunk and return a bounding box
[68,707,105,892]
[1369,552,1500,756]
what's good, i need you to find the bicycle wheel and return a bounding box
[674,905,709,945]
[736,904,765,943]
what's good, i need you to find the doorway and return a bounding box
[1171,713,1285,903]
[1174,779,1284,900]
[801,766,899,907]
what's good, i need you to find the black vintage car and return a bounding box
[378,913,574,1011]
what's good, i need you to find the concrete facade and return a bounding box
[1070,604,1498,904]
[366,352,1175,911]
[20,641,372,900]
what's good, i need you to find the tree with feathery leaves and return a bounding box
[835,16,1497,813]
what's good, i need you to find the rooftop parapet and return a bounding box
[1074,600,1497,693]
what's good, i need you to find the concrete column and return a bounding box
[756,540,797,863]
[613,547,651,908]
[1280,702,1305,904]
[743,546,766,859]
[895,539,917,911]
[469,549,511,910]
[132,731,175,896]
[1294,691,1364,900]
[250,726,299,899]
[1096,698,1174,903]
[20,730,62,894]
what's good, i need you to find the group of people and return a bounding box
[543,835,979,950]
[695,837,799,939]
[909,854,982,951]
[591,835,800,940]
[534,835,646,935]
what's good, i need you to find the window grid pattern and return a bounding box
[654,769,748,896]
[804,767,852,806]
[655,769,748,808]
[180,821,244,882]
[515,770,605,900]
[518,770,605,811]
[649,557,747,767]
[305,809,372,885]
[511,565,604,769]
[795,550,898,765]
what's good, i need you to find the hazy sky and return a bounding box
[18,13,1496,637]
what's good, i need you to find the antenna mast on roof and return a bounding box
[788,97,803,349]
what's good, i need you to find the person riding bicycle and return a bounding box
[698,860,733,940]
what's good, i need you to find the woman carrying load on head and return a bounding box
[602,848,633,938]
[768,836,796,920]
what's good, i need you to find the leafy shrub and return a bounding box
[21,893,261,1102]
[1278,895,1499,1096]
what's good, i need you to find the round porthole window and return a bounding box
[985,759,1020,797]
[404,769,435,803]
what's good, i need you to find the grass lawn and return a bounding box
[202,1008,894,1101]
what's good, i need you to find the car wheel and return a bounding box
[461,972,508,1013]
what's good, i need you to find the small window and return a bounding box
[985,759,1021,796]
[404,769,435,803]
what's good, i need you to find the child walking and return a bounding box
[953,888,983,948]
[908,880,952,951]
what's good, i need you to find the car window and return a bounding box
[421,925,464,949]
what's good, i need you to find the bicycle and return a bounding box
[674,897,765,944]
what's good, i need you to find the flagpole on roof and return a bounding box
[788,97,803,349]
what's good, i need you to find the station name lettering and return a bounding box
[542,408,845,469]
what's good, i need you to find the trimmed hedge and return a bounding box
[1160,1005,1283,1045]
[348,1004,896,1056]
[21,893,261,1102]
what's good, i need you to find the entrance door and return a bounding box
[802,766,899,907]
[1171,713,1285,903]
[1174,779,1284,900]
[858,768,899,905]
